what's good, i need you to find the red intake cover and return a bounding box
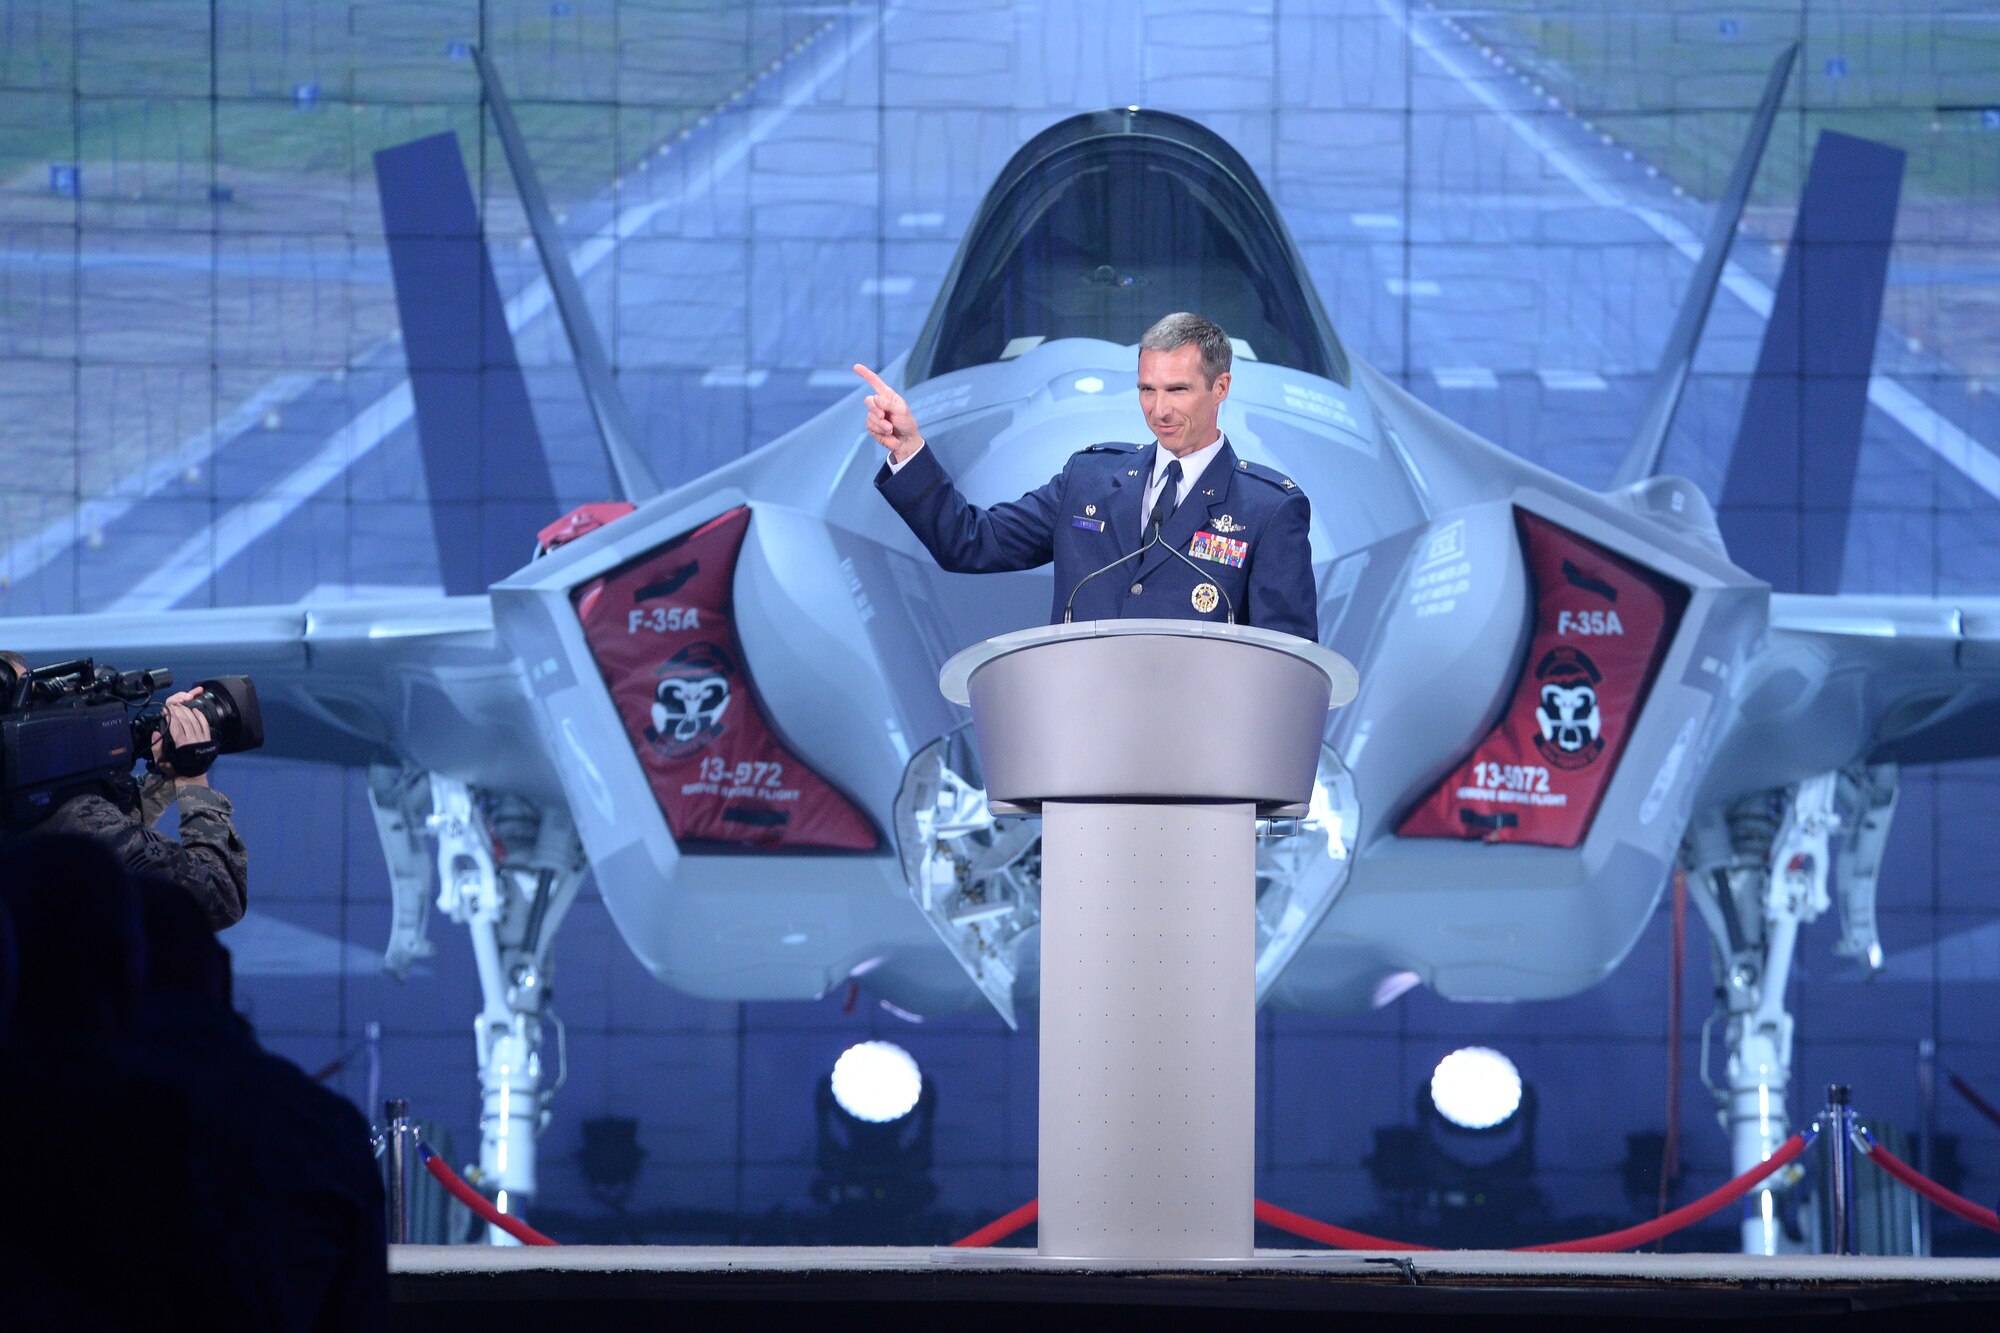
[1396,510,1687,847]
[571,506,879,851]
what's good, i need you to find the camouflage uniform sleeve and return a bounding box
[139,771,174,827]
[42,789,250,930]
[167,783,249,929]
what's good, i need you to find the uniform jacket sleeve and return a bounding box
[875,443,1067,574]
[1245,491,1319,642]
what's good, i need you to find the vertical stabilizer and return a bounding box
[1716,131,1904,594]
[374,132,559,595]
[472,46,660,505]
[1609,45,1795,488]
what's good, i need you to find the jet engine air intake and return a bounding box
[1399,510,1689,848]
[570,507,878,852]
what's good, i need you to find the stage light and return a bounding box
[830,1041,923,1123]
[1429,1046,1522,1131]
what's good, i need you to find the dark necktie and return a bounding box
[1146,458,1183,543]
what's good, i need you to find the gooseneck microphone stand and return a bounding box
[1063,481,1237,624]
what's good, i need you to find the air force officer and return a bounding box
[856,312,1318,641]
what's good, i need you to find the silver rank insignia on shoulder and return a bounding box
[1085,503,1097,516]
[1127,470,1139,477]
[1212,514,1244,533]
[1191,583,1219,613]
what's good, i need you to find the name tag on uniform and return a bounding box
[1071,516,1105,532]
[1190,530,1248,568]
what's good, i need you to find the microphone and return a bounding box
[1144,478,1175,545]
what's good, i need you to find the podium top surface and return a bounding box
[939,618,1358,708]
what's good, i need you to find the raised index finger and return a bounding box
[852,363,897,402]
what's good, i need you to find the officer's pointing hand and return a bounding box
[854,364,924,464]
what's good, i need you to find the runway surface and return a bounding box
[8,0,1999,617]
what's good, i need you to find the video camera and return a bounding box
[0,656,263,829]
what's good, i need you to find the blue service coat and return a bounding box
[875,437,1319,641]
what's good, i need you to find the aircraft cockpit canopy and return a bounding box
[906,109,1349,387]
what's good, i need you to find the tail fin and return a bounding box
[1715,131,1905,594]
[373,132,559,595]
[1609,44,1796,488]
[471,45,660,505]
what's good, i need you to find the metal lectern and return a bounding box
[940,619,1358,1260]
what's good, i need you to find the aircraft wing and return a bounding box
[1766,594,2000,766]
[0,598,555,796]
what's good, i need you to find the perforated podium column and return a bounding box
[940,621,1356,1262]
[1039,801,1256,1258]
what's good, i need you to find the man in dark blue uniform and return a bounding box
[856,312,1318,641]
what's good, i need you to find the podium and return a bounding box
[940,619,1357,1260]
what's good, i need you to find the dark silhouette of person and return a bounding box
[124,878,388,1331]
[0,836,233,1326]
[0,891,15,1044]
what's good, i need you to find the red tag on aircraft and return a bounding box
[1396,510,1687,847]
[572,506,879,851]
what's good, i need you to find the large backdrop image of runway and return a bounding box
[7,2,2000,1307]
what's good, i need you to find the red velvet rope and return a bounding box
[1858,1134,2000,1233]
[417,1145,559,1246]
[949,1199,1040,1248]
[948,1133,1814,1252]
[1521,1133,1809,1253]
[1253,1200,1433,1251]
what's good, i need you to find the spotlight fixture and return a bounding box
[814,1041,938,1242]
[829,1040,924,1124]
[1429,1046,1523,1131]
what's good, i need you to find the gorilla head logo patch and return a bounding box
[645,641,736,758]
[1533,645,1604,770]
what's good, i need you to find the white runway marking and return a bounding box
[807,368,857,388]
[1388,278,1442,297]
[1377,0,2000,502]
[1538,369,1609,391]
[1,372,313,589]
[860,275,916,296]
[1351,212,1401,229]
[701,367,770,388]
[1435,367,1499,390]
[106,7,891,614]
[895,211,945,228]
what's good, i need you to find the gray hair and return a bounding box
[1139,312,1231,384]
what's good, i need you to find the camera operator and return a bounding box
[35,685,248,931]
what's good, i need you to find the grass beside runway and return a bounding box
[0,1,818,213]
[1445,0,2000,204]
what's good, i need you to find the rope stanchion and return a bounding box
[1254,1200,1433,1252]
[416,1143,560,1247]
[949,1199,1038,1247]
[1855,1129,2000,1233]
[1522,1132,1812,1253]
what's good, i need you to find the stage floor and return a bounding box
[391,1245,2000,1329]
